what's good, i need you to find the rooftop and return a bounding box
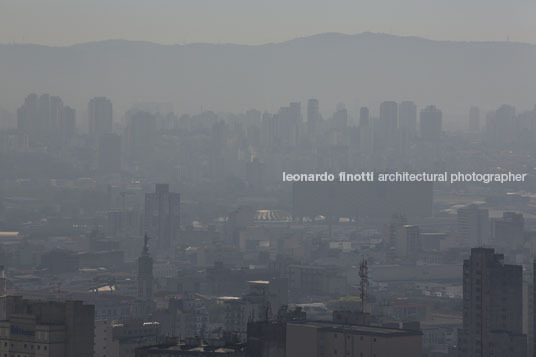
[288,321,423,337]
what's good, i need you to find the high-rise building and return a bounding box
[358,107,372,156]
[457,204,489,247]
[38,94,51,138]
[60,105,76,145]
[260,112,276,147]
[276,103,300,146]
[523,270,534,357]
[396,225,421,260]
[492,212,524,251]
[0,296,95,357]
[458,248,526,357]
[17,93,71,147]
[485,104,516,145]
[333,104,348,130]
[399,101,417,138]
[88,97,113,139]
[378,101,398,150]
[419,105,442,141]
[48,96,63,139]
[469,106,480,132]
[359,107,370,127]
[17,93,39,138]
[143,184,180,250]
[307,98,320,135]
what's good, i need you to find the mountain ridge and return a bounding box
[0,32,535,122]
[1,32,534,48]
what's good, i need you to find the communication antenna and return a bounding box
[359,258,369,313]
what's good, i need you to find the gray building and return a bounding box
[143,184,180,250]
[457,204,489,247]
[88,97,113,139]
[0,296,95,357]
[458,248,526,357]
[419,105,442,141]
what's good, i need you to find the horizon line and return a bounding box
[0,31,534,48]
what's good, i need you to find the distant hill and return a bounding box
[1,32,535,122]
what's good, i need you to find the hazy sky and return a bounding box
[1,0,535,46]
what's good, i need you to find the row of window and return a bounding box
[1,342,48,351]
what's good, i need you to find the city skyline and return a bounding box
[1,2,535,356]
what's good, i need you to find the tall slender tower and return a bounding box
[137,234,153,301]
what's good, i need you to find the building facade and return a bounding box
[0,297,94,357]
[458,248,526,357]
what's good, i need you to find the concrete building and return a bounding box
[396,225,421,260]
[286,321,422,357]
[358,107,373,156]
[492,211,524,251]
[95,320,160,357]
[247,320,286,357]
[89,97,113,140]
[399,101,417,139]
[144,184,180,250]
[94,319,114,357]
[307,98,320,136]
[457,205,489,247]
[458,248,526,357]
[419,105,442,141]
[276,103,300,147]
[378,101,398,151]
[0,296,94,357]
[223,280,287,341]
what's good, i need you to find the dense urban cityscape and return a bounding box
[1,1,535,355]
[0,87,535,356]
